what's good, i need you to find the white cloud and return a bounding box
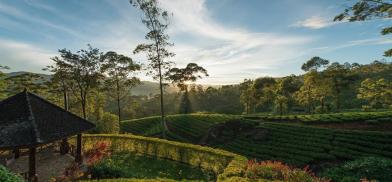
[293,16,336,29]
[0,39,55,71]
[155,0,315,84]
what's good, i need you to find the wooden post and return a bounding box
[13,149,20,159]
[75,134,82,163]
[60,138,70,155]
[28,147,37,182]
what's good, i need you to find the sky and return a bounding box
[0,0,391,85]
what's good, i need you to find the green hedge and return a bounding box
[81,134,249,182]
[0,165,23,182]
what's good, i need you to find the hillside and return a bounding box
[120,113,392,170]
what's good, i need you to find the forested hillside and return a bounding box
[1,60,390,123]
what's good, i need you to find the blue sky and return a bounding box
[0,0,390,84]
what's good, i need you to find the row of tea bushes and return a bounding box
[80,134,248,182]
[250,111,392,124]
[120,114,238,143]
[217,123,392,166]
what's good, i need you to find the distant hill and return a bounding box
[5,72,221,96]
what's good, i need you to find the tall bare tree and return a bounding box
[130,0,175,137]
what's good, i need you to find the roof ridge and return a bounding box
[24,90,43,144]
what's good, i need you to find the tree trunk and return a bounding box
[279,103,283,116]
[158,63,166,139]
[116,80,121,122]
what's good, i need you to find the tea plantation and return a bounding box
[121,114,239,143]
[120,113,392,178]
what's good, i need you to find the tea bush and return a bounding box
[254,111,392,124]
[321,157,392,182]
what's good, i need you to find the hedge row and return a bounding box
[80,134,248,182]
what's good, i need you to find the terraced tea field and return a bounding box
[121,114,239,143]
[121,113,392,168]
[216,122,392,166]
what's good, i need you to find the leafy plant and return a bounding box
[321,157,392,182]
[0,165,23,182]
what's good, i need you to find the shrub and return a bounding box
[0,165,23,182]
[244,160,328,182]
[362,105,372,112]
[321,157,392,182]
[84,141,112,165]
[96,112,120,134]
[90,153,209,181]
[80,134,244,180]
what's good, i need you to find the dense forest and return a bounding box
[0,59,391,126]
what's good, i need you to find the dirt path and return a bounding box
[7,152,74,182]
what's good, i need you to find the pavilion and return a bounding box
[0,90,95,182]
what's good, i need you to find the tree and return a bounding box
[0,65,10,99]
[101,51,141,122]
[166,63,208,114]
[45,59,73,110]
[253,77,276,112]
[295,71,319,113]
[274,75,302,112]
[274,95,288,115]
[130,0,175,137]
[240,79,256,114]
[48,45,104,119]
[301,56,330,72]
[324,62,354,111]
[358,78,392,108]
[334,0,392,57]
[5,73,45,94]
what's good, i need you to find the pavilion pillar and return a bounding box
[28,147,37,182]
[75,134,82,163]
[13,149,20,159]
[60,138,70,155]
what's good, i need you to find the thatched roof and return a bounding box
[0,90,95,149]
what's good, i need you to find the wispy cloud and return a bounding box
[293,16,336,29]
[0,38,55,72]
[156,0,315,84]
[0,1,81,37]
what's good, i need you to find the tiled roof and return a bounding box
[0,90,95,149]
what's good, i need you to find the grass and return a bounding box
[90,152,211,181]
[121,114,239,143]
